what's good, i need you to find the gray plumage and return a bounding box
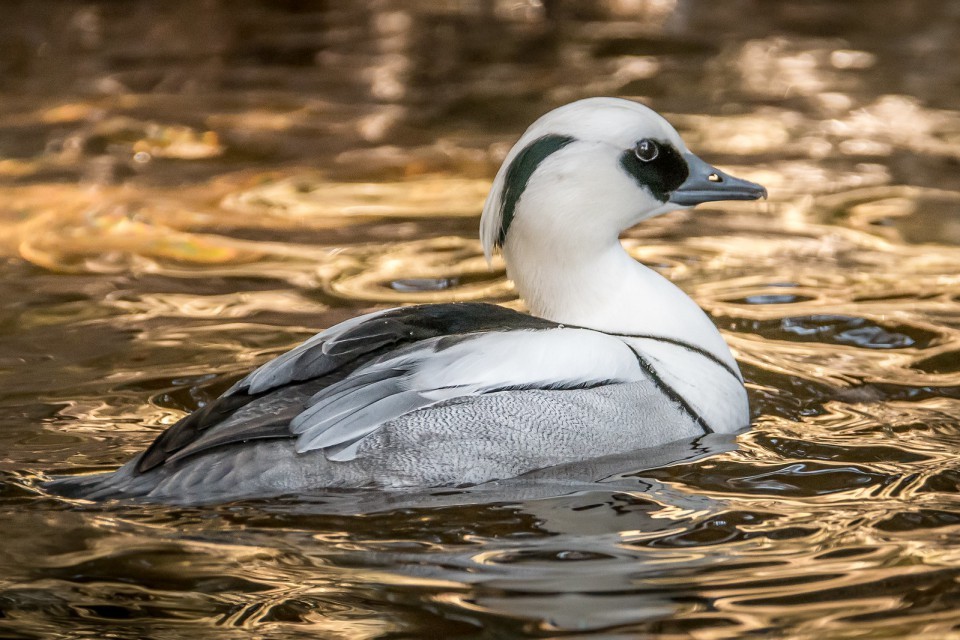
[45,298,745,505]
[47,381,702,504]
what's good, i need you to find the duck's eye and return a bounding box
[634,139,659,162]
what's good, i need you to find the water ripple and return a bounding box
[2,2,960,638]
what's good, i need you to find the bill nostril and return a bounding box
[708,173,722,183]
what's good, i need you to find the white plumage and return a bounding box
[46,97,767,503]
[290,328,647,459]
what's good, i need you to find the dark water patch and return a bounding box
[725,293,816,305]
[652,618,752,637]
[191,217,478,246]
[73,603,152,621]
[645,460,896,497]
[912,350,960,374]
[149,372,245,414]
[125,273,302,296]
[883,197,960,246]
[756,435,932,464]
[643,511,817,548]
[718,314,941,350]
[216,502,547,544]
[35,548,277,595]
[738,568,960,618]
[742,362,835,420]
[0,471,48,501]
[854,291,943,303]
[814,546,878,560]
[868,382,960,405]
[0,265,118,330]
[0,323,139,394]
[391,277,459,292]
[0,585,284,636]
[333,268,507,303]
[593,36,719,58]
[920,469,960,493]
[874,508,960,532]
[484,548,620,564]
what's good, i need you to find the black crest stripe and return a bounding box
[497,134,575,247]
[626,344,715,435]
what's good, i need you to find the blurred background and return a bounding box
[2,1,960,638]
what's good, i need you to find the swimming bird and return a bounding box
[47,97,767,503]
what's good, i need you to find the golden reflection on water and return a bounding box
[2,1,960,638]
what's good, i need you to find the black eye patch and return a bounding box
[619,139,688,202]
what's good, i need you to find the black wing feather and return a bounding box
[136,303,559,473]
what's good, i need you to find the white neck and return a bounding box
[503,224,739,371]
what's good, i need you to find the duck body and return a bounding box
[47,98,765,503]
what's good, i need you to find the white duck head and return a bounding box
[479,98,767,359]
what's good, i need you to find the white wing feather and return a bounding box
[291,328,645,460]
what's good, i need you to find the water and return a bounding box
[2,1,960,637]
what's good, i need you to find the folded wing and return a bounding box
[291,328,647,460]
[135,303,579,471]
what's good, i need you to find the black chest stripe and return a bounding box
[626,345,715,435]
[556,321,742,384]
[608,332,742,382]
[497,134,575,247]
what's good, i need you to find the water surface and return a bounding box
[2,1,960,638]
